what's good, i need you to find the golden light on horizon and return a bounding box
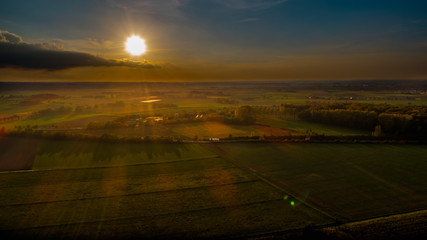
[125,35,146,56]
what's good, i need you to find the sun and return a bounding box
[125,35,146,56]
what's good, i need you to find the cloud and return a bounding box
[0,30,23,43]
[0,31,157,70]
[45,38,118,54]
[214,0,287,9]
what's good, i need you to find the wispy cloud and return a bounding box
[110,0,188,17]
[0,31,157,70]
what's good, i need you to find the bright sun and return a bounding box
[125,35,146,55]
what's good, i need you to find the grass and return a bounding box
[0,181,281,229]
[169,121,292,139]
[0,137,38,171]
[356,99,427,105]
[0,112,119,130]
[207,143,427,221]
[66,121,293,139]
[0,141,332,238]
[257,117,370,135]
[32,140,215,170]
[323,209,427,240]
[1,138,426,238]
[1,82,426,238]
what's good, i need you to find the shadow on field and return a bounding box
[0,137,38,171]
[35,140,190,163]
[0,137,194,171]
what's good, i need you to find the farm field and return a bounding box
[0,137,38,171]
[33,141,216,170]
[165,121,293,139]
[2,81,427,131]
[206,143,427,221]
[3,0,427,235]
[1,81,427,238]
[257,117,369,136]
[1,137,427,238]
[0,138,332,239]
[322,209,427,240]
[36,121,294,140]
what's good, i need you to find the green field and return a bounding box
[1,137,427,238]
[61,121,293,140]
[257,117,370,135]
[0,138,333,239]
[33,140,215,170]
[206,143,427,220]
[168,121,292,139]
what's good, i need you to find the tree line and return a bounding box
[5,127,426,144]
[6,129,185,143]
[279,103,427,136]
[83,102,427,137]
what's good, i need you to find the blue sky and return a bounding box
[1,0,427,81]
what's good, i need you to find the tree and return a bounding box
[372,125,383,137]
[234,106,255,124]
[0,126,5,137]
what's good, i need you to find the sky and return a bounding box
[1,0,427,81]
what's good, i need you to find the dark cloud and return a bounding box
[0,31,157,70]
[0,30,23,43]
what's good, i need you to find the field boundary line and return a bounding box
[204,144,343,222]
[0,179,261,207]
[0,155,220,174]
[0,198,285,232]
[242,167,343,221]
[334,207,427,226]
[0,166,242,188]
[231,208,427,240]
